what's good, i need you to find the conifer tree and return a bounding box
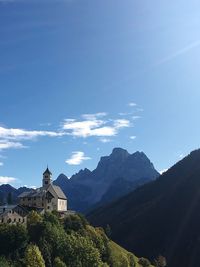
[24,244,45,267]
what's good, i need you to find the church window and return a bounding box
[45,181,48,184]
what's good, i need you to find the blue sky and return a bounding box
[0,0,200,187]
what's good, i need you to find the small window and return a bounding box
[47,206,50,209]
[14,218,16,222]
[45,181,48,185]
[19,218,21,222]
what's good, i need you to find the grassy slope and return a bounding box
[108,241,154,267]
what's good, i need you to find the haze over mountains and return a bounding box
[88,149,200,267]
[54,148,159,212]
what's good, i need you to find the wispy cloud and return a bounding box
[65,151,91,165]
[156,40,200,65]
[0,126,64,140]
[132,115,141,120]
[99,138,112,143]
[0,140,25,151]
[128,102,137,107]
[130,136,136,140]
[0,162,3,166]
[0,176,17,185]
[114,119,130,129]
[0,108,137,153]
[62,114,131,139]
[0,126,65,151]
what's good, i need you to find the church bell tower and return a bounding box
[43,167,52,189]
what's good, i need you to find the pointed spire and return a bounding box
[43,166,52,175]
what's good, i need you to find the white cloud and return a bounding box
[0,110,135,153]
[82,113,107,120]
[62,113,131,139]
[99,138,112,143]
[114,119,130,129]
[0,126,66,151]
[0,162,3,166]
[0,140,25,151]
[91,126,117,136]
[0,176,17,185]
[0,126,64,140]
[130,136,136,140]
[63,119,105,137]
[128,102,137,107]
[66,151,91,165]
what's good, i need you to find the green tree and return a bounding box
[138,257,151,267]
[0,224,28,257]
[27,211,44,243]
[39,237,52,267]
[0,257,12,267]
[62,233,103,267]
[24,244,45,267]
[64,214,86,233]
[44,211,60,225]
[54,257,67,267]
[27,210,42,225]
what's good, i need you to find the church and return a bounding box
[18,167,67,212]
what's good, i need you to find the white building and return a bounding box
[18,167,67,212]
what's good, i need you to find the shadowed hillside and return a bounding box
[88,149,200,267]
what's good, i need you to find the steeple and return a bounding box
[42,166,52,189]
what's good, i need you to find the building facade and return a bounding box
[0,205,28,224]
[18,167,67,212]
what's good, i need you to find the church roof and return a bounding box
[18,185,67,200]
[43,167,52,175]
[51,185,67,200]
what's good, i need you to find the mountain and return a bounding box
[0,185,32,205]
[54,148,159,212]
[88,149,200,267]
